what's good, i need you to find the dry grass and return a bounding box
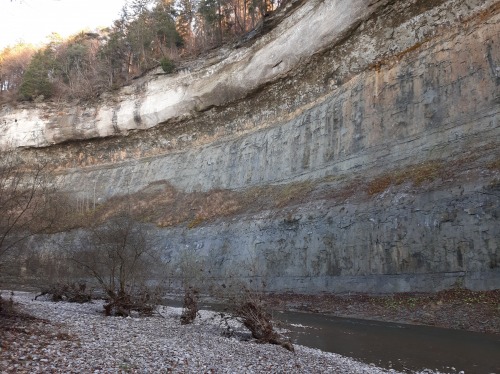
[45,150,496,231]
[487,159,500,171]
[367,161,443,196]
[273,180,314,208]
[187,216,205,229]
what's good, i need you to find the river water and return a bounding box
[275,310,500,373]
[165,299,500,373]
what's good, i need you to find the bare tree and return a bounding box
[176,248,207,324]
[71,214,166,316]
[0,152,54,275]
[0,151,56,310]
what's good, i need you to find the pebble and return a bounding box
[1,293,441,373]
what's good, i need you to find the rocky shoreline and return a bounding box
[0,292,450,374]
[266,289,500,336]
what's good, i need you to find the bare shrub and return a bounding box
[70,214,166,317]
[175,248,206,324]
[0,291,15,315]
[38,248,76,282]
[208,277,294,352]
[180,287,199,325]
[229,287,294,351]
[102,286,162,317]
[35,282,92,303]
[205,248,294,351]
[0,151,60,290]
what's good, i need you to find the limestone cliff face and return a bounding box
[0,0,381,150]
[3,0,500,293]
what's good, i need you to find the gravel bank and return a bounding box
[1,292,405,373]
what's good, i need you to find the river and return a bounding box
[275,310,500,373]
[165,299,500,373]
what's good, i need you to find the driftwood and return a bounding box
[35,283,91,303]
[180,288,199,325]
[237,301,294,352]
[103,291,155,317]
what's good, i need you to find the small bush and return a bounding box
[0,291,15,315]
[160,57,175,74]
[70,215,167,317]
[18,49,56,100]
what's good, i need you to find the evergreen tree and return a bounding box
[197,0,223,45]
[176,0,194,47]
[19,48,56,100]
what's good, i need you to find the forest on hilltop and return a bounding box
[0,0,284,103]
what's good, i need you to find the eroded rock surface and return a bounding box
[2,0,499,293]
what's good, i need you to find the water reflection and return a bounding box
[276,310,500,373]
[164,298,500,373]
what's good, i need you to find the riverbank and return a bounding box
[2,290,498,373]
[1,292,402,373]
[266,289,500,335]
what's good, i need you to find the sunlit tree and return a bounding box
[0,43,35,99]
[176,0,194,48]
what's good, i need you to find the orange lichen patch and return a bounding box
[371,38,433,72]
[366,161,443,196]
[367,175,393,196]
[461,1,500,24]
[486,159,500,171]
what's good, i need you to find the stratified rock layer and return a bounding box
[3,0,500,292]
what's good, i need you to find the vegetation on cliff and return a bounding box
[0,0,286,103]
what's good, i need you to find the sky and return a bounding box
[0,0,128,50]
